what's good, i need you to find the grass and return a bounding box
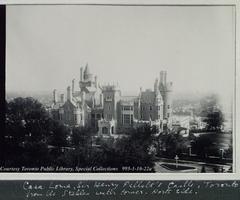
[160,163,196,171]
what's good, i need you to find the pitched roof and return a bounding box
[141,91,155,103]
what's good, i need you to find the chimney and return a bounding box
[163,71,167,86]
[60,94,65,103]
[95,76,98,87]
[80,67,83,82]
[160,71,164,85]
[100,94,103,107]
[72,79,75,95]
[67,86,72,101]
[53,89,57,104]
[154,78,159,92]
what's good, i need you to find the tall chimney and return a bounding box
[100,93,103,107]
[53,89,57,104]
[67,86,72,101]
[60,94,65,103]
[80,67,83,82]
[95,76,98,87]
[160,71,164,85]
[72,79,75,95]
[163,71,167,86]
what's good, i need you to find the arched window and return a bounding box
[102,127,108,134]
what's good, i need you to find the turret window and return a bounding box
[106,96,112,101]
[123,106,133,111]
[149,106,152,111]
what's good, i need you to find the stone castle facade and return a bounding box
[51,64,173,135]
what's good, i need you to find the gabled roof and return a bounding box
[141,91,155,103]
[120,96,138,102]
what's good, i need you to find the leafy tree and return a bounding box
[5,97,69,167]
[199,94,224,131]
[203,110,224,131]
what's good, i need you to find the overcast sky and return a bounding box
[6,5,235,103]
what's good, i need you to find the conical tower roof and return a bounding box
[84,63,90,75]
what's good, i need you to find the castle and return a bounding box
[51,64,173,135]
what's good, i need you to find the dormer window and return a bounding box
[106,96,112,101]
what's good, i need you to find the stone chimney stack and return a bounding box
[160,71,164,85]
[80,67,83,82]
[72,79,75,95]
[67,86,72,101]
[160,71,167,86]
[60,94,65,103]
[53,89,57,104]
[163,71,167,86]
[154,78,159,92]
[95,76,98,87]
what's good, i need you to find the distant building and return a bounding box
[51,64,173,135]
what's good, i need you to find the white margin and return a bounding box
[1,0,239,180]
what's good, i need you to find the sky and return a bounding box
[6,5,235,103]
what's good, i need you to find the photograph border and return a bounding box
[0,0,239,181]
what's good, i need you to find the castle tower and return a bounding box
[102,84,121,121]
[159,71,173,122]
[67,86,72,101]
[53,89,57,104]
[60,94,65,103]
[83,63,92,81]
[79,63,96,89]
[155,89,164,121]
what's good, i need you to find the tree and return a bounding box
[203,110,224,131]
[113,124,157,171]
[5,97,69,167]
[199,94,224,131]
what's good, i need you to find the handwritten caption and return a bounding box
[22,180,239,198]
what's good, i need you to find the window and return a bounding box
[168,105,170,109]
[106,96,112,101]
[108,105,111,110]
[123,106,133,111]
[107,114,112,120]
[91,114,95,119]
[158,115,160,119]
[96,114,101,119]
[167,113,170,118]
[130,115,133,124]
[150,106,152,111]
[102,127,108,134]
[123,114,131,124]
[157,106,160,110]
[80,114,82,120]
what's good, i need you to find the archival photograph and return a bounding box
[3,4,235,173]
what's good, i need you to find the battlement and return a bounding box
[166,82,173,91]
[101,84,120,92]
